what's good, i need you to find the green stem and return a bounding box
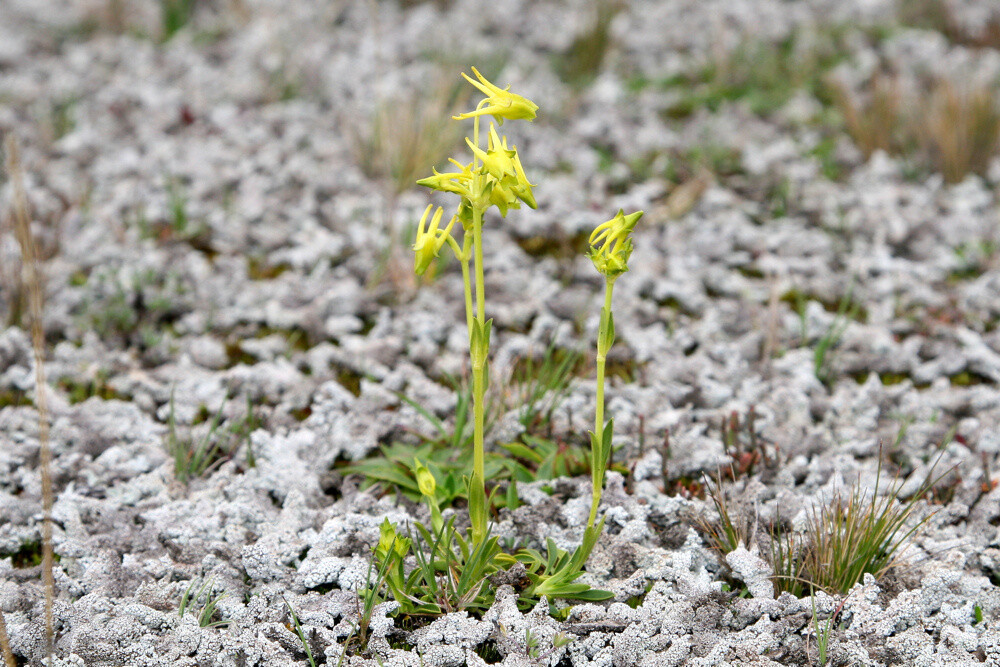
[467,101,491,546]
[471,204,487,543]
[588,278,615,529]
[473,208,486,323]
[458,232,473,338]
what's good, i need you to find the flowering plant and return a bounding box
[377,66,641,610]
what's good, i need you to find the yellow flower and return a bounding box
[467,124,537,214]
[487,178,520,217]
[376,518,410,560]
[466,125,517,182]
[589,210,642,278]
[412,204,457,275]
[416,159,474,199]
[454,66,538,124]
[508,147,536,209]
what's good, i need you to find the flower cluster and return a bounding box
[416,68,537,245]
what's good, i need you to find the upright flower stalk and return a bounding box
[586,209,641,529]
[416,67,537,547]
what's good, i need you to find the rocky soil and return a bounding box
[3,0,1000,665]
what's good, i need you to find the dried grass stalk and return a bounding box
[831,74,901,158]
[6,135,55,660]
[0,611,14,667]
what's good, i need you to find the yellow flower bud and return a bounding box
[376,518,397,559]
[454,67,538,125]
[412,205,456,275]
[487,178,520,217]
[414,459,437,499]
[589,210,642,278]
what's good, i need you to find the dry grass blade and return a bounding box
[6,135,56,660]
[353,73,469,198]
[831,74,901,158]
[923,80,1000,183]
[0,611,14,667]
[831,72,1000,182]
[697,475,756,558]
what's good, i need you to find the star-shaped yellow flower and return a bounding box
[454,67,538,124]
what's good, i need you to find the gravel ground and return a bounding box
[4,0,1000,665]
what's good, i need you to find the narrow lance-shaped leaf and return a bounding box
[601,418,615,470]
[466,473,488,541]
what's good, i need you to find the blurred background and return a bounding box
[3,0,1000,417]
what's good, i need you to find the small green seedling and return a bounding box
[178,578,228,628]
[283,597,317,667]
[166,391,233,485]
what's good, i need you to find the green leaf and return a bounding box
[500,442,544,464]
[506,480,520,510]
[471,318,494,368]
[467,473,488,542]
[350,461,421,495]
[565,588,614,601]
[601,418,615,465]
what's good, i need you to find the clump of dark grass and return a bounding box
[696,476,756,557]
[830,73,1000,183]
[898,0,1000,49]
[699,461,939,597]
[166,392,257,485]
[794,471,933,595]
[554,0,621,89]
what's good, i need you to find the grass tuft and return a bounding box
[553,0,621,89]
[922,80,1000,184]
[353,73,470,197]
[700,460,939,597]
[830,74,901,158]
[179,578,228,628]
[166,392,257,484]
[831,73,1000,183]
[797,471,932,594]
